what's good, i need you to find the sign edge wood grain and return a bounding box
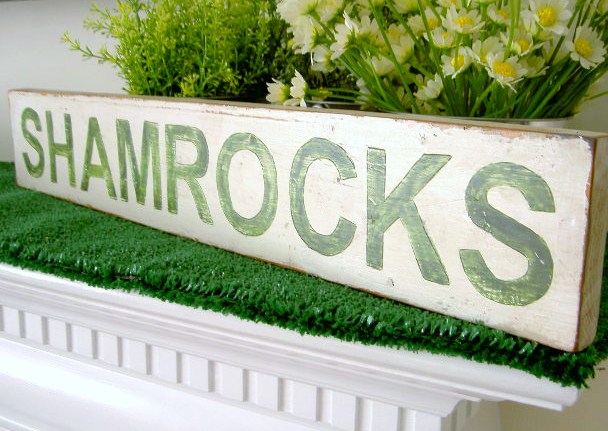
[577,136,608,350]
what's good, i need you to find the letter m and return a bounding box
[116,119,161,209]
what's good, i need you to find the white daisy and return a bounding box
[356,78,371,96]
[394,0,419,14]
[501,30,540,56]
[357,15,382,46]
[387,24,414,62]
[287,70,309,107]
[311,45,335,72]
[386,22,407,45]
[430,27,456,49]
[291,17,323,54]
[318,0,344,23]
[472,36,504,65]
[441,47,474,76]
[277,0,320,25]
[371,55,395,76]
[528,0,572,35]
[330,15,359,59]
[519,10,541,38]
[443,6,484,34]
[415,74,444,101]
[487,4,510,25]
[486,53,528,88]
[290,70,308,99]
[408,9,441,37]
[565,26,606,69]
[438,0,461,8]
[266,79,291,104]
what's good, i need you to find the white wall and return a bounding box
[0,0,123,161]
[1,1,607,430]
[569,78,608,134]
[500,360,608,431]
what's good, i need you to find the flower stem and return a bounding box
[469,81,498,117]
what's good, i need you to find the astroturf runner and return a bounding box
[0,162,606,387]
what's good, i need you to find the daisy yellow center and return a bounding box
[537,7,557,27]
[497,9,510,20]
[451,55,465,70]
[574,37,593,58]
[442,32,450,40]
[516,39,530,52]
[428,17,439,30]
[493,60,516,78]
[455,16,474,28]
[389,27,401,39]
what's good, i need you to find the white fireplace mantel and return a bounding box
[0,263,579,431]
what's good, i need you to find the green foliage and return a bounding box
[63,0,284,99]
[1,162,607,388]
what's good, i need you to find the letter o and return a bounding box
[217,133,278,236]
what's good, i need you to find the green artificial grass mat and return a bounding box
[1,162,607,387]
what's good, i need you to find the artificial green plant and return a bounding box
[63,0,282,99]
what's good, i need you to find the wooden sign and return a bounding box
[9,90,608,352]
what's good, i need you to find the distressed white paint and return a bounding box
[8,90,608,351]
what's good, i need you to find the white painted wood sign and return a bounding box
[9,90,608,352]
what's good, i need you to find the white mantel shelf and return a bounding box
[0,263,579,431]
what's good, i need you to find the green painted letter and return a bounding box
[21,108,44,178]
[367,150,451,285]
[217,133,277,236]
[460,162,555,306]
[290,138,357,256]
[166,124,212,224]
[116,119,161,209]
[46,111,75,186]
[81,117,117,199]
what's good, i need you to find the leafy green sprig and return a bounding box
[63,0,281,99]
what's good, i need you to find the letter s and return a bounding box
[21,107,44,178]
[460,162,555,306]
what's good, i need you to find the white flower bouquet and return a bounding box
[268,0,607,119]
